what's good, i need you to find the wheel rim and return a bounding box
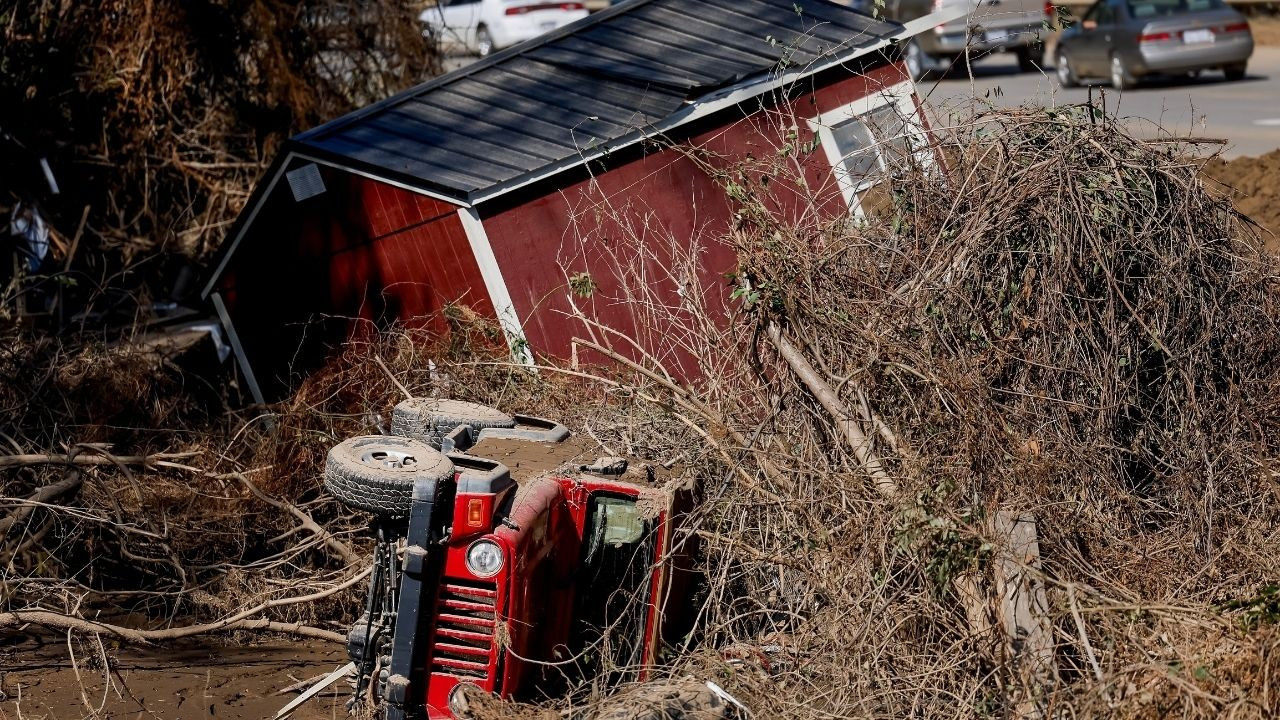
[1111,57,1124,87]
[1057,54,1070,84]
[906,44,922,78]
[477,30,492,56]
[361,449,418,469]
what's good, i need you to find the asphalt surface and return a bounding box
[923,45,1280,157]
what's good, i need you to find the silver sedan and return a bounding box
[1055,0,1254,89]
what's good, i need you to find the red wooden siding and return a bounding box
[480,61,911,370]
[218,163,480,395]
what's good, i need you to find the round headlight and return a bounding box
[466,539,504,577]
[448,681,479,718]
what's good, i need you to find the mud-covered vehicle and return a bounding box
[324,399,696,719]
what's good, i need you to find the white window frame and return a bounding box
[807,81,931,218]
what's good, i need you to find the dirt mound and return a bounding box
[1248,14,1280,46]
[1205,149,1280,250]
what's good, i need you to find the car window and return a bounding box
[1095,4,1115,24]
[1127,0,1224,15]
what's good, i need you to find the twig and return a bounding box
[374,355,413,400]
[229,472,359,566]
[1068,584,1108,695]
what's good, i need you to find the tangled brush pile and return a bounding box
[676,105,1280,719]
[514,105,1280,720]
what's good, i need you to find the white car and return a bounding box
[420,0,590,57]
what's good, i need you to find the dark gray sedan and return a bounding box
[1055,0,1253,89]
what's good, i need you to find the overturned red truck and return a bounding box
[323,399,695,719]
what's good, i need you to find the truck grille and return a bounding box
[431,581,498,679]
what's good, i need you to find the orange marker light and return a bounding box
[467,498,484,528]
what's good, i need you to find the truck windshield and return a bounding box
[573,494,657,678]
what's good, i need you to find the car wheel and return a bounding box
[475,25,494,58]
[391,397,517,449]
[1016,46,1042,73]
[904,41,931,81]
[324,435,455,517]
[1109,53,1135,90]
[1055,50,1078,88]
[1224,62,1246,81]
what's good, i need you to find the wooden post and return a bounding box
[993,511,1057,717]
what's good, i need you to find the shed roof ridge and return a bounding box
[298,0,664,144]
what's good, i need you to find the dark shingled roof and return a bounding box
[292,0,904,202]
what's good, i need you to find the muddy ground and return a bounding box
[0,636,348,720]
[1205,149,1280,250]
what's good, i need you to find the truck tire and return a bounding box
[475,26,494,58]
[391,398,517,448]
[324,435,455,517]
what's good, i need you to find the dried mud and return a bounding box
[0,635,347,720]
[466,436,668,488]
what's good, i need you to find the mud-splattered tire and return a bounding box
[324,435,454,517]
[390,398,516,448]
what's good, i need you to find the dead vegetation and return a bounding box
[6,100,1280,720]
[483,104,1280,719]
[0,0,436,319]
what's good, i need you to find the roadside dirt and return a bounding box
[1204,149,1280,251]
[1249,14,1280,47]
[0,635,348,720]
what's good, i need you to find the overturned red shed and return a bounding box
[203,0,950,401]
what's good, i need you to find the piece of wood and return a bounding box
[0,567,369,644]
[764,322,899,499]
[992,511,1057,717]
[0,470,82,536]
[274,662,355,719]
[0,450,198,469]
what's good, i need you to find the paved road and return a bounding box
[923,45,1280,157]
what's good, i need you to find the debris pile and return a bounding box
[552,106,1280,718]
[5,105,1280,720]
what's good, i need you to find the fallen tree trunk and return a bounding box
[2,566,370,645]
[0,451,198,469]
[0,610,344,644]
